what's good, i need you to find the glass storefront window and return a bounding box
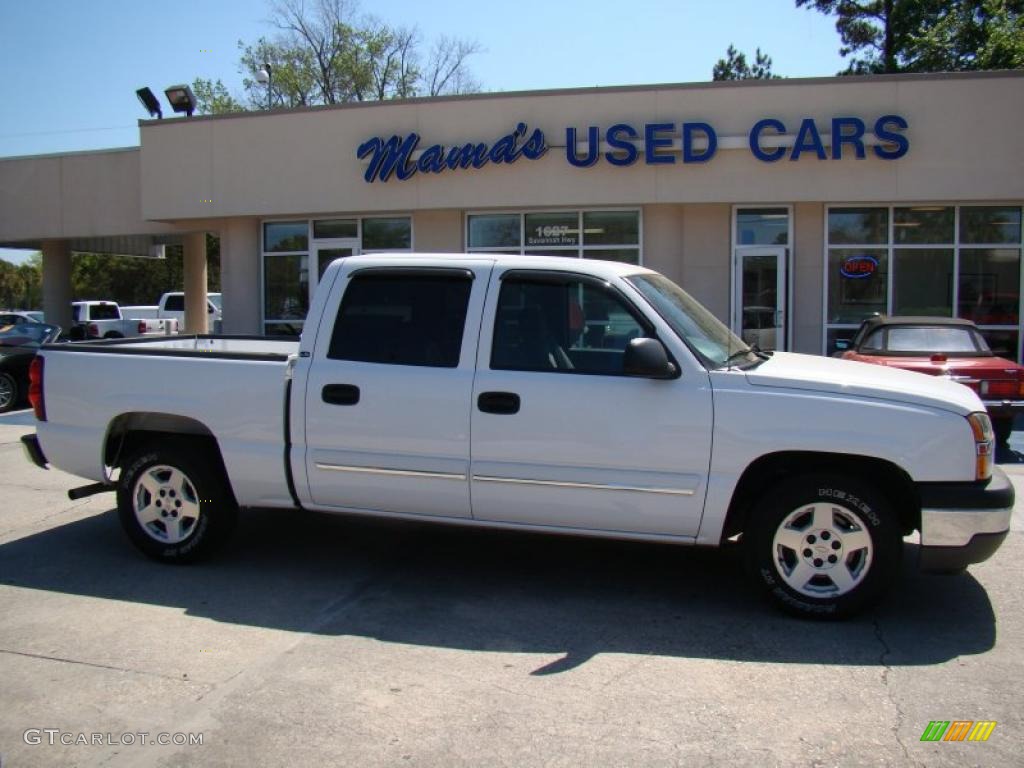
[828,208,888,245]
[828,248,888,324]
[893,207,954,244]
[468,214,520,248]
[736,208,789,246]
[524,212,579,248]
[825,205,1023,361]
[264,221,308,252]
[264,254,309,321]
[583,211,639,245]
[468,210,641,262]
[313,219,357,239]
[362,217,411,250]
[960,207,1022,244]
[893,248,953,316]
[958,248,1021,325]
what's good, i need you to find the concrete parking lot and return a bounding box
[2,408,1023,767]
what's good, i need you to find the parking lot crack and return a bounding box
[873,619,917,767]
[0,647,212,687]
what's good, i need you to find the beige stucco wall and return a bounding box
[792,203,825,354]
[218,217,261,334]
[137,73,1024,223]
[412,210,462,252]
[0,148,179,243]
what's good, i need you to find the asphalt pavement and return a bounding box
[1,408,1023,767]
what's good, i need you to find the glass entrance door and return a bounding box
[734,247,787,351]
[312,242,358,305]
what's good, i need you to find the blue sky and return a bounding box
[0,0,846,263]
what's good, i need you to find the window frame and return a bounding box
[260,214,414,336]
[326,267,475,369]
[822,203,1024,359]
[465,208,643,264]
[489,269,669,377]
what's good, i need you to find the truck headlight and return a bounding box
[967,412,994,481]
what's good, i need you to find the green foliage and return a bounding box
[0,255,42,309]
[214,0,480,112]
[713,45,782,80]
[192,78,245,115]
[797,0,1024,74]
[70,238,220,305]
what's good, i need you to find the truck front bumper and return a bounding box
[918,466,1013,572]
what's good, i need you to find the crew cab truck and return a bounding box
[22,255,1013,618]
[71,301,179,339]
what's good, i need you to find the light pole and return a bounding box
[256,63,272,110]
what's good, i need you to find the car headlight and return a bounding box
[967,412,994,481]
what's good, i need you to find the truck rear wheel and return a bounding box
[117,441,237,563]
[744,473,902,618]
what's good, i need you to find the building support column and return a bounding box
[41,240,73,330]
[183,232,209,334]
[219,218,262,335]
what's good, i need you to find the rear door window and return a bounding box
[328,271,473,367]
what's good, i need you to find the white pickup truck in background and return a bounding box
[22,255,1013,618]
[70,301,179,339]
[123,292,222,334]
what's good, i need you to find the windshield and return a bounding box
[0,322,60,348]
[627,274,757,368]
[208,294,222,310]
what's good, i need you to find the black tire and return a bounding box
[117,440,238,563]
[0,372,18,413]
[993,418,1014,446]
[744,473,902,619]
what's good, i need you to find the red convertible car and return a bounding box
[840,316,1024,444]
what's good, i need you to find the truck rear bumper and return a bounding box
[21,433,48,470]
[918,467,1013,572]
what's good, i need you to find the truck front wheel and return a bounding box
[117,442,238,563]
[744,474,902,618]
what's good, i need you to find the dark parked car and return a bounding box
[0,322,61,413]
[839,316,1024,443]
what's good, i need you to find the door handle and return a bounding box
[478,391,520,415]
[322,383,360,406]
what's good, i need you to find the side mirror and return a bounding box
[623,337,677,379]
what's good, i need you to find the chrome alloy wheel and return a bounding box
[0,373,15,410]
[132,464,202,544]
[771,502,874,597]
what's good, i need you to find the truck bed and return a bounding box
[36,335,300,508]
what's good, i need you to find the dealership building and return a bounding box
[1,70,1022,358]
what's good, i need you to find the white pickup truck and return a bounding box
[71,301,179,339]
[124,292,223,334]
[22,255,1013,617]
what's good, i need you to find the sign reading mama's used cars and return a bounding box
[357,115,909,183]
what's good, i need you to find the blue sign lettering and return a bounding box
[357,122,547,183]
[359,114,909,181]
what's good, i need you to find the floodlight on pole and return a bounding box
[136,87,162,119]
[164,84,197,117]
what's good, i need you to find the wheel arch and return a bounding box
[721,451,919,543]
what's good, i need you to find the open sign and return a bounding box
[840,255,878,279]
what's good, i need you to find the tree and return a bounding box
[227,0,481,111]
[712,45,782,80]
[796,0,1024,74]
[192,78,245,115]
